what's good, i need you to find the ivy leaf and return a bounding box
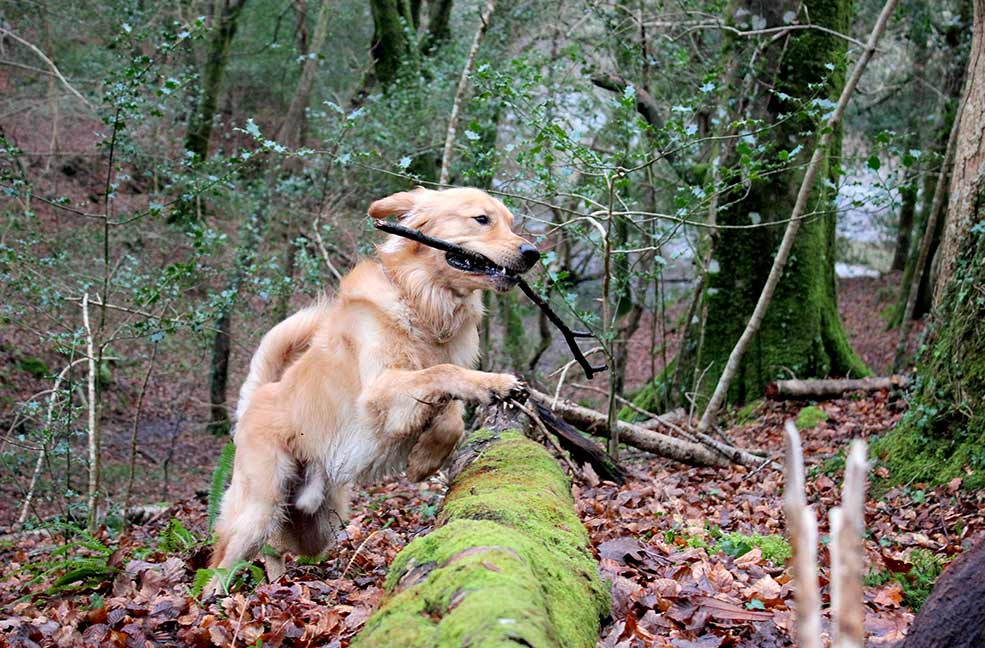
[867,155,881,171]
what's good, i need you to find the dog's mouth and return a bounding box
[445,251,520,286]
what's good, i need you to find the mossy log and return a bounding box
[353,406,610,648]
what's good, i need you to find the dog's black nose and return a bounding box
[518,243,540,269]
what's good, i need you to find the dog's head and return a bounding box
[369,187,540,293]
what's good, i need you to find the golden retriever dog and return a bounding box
[208,187,539,581]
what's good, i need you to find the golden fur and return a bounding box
[209,187,537,579]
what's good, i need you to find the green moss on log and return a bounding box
[353,431,609,648]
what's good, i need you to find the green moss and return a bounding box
[355,432,609,648]
[735,399,765,425]
[796,405,829,431]
[714,532,791,566]
[877,218,985,488]
[16,355,51,378]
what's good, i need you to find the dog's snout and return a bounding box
[518,243,540,270]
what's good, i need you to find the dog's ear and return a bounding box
[368,188,427,220]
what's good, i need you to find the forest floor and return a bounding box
[2,273,975,648]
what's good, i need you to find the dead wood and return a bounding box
[528,389,767,468]
[531,401,627,484]
[766,375,909,400]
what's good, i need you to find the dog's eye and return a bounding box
[473,215,490,225]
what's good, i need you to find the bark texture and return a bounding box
[646,0,867,413]
[352,408,609,648]
[934,1,985,304]
[878,0,985,488]
[899,534,985,648]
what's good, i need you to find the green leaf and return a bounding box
[867,155,881,171]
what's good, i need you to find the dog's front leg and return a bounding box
[362,364,525,440]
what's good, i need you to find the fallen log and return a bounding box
[766,375,909,400]
[353,405,610,648]
[530,389,768,468]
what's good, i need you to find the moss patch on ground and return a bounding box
[714,532,791,566]
[353,431,609,648]
[795,405,829,431]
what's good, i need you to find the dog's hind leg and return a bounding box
[209,428,295,575]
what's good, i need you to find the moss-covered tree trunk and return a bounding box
[649,0,867,412]
[878,0,985,488]
[353,408,609,647]
[185,0,248,160]
[369,0,419,86]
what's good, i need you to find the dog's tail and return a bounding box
[234,302,326,427]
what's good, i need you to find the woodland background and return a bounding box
[1,0,985,646]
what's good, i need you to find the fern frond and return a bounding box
[207,442,236,532]
[159,518,198,553]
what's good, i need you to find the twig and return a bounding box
[511,399,578,475]
[783,422,822,648]
[312,214,343,281]
[0,28,93,110]
[831,439,868,648]
[82,293,100,532]
[124,343,158,525]
[17,357,88,528]
[373,220,607,378]
[697,0,899,434]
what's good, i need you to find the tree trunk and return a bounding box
[277,0,332,150]
[421,0,453,54]
[877,0,985,488]
[655,0,867,411]
[369,0,418,87]
[207,203,270,435]
[352,406,609,648]
[934,3,985,305]
[891,181,916,272]
[891,1,971,324]
[185,0,248,160]
[271,0,332,321]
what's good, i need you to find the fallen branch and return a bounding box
[766,375,909,400]
[531,401,627,484]
[353,404,609,647]
[697,0,899,435]
[374,220,607,378]
[529,389,768,468]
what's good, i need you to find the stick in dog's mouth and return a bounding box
[373,219,608,379]
[444,250,520,283]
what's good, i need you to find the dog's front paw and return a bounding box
[487,373,529,405]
